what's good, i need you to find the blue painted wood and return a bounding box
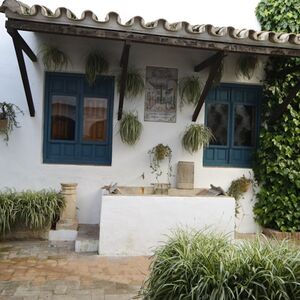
[203,83,262,168]
[43,72,114,166]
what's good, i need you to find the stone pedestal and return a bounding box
[56,183,78,231]
[176,161,194,189]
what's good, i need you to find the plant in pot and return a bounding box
[119,111,143,145]
[227,175,253,217]
[85,51,109,85]
[182,124,214,153]
[235,55,259,80]
[148,144,172,194]
[179,76,202,107]
[117,68,144,99]
[40,45,70,71]
[0,102,23,143]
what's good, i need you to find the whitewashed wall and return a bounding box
[0,0,262,232]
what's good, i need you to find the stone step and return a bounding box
[75,224,99,253]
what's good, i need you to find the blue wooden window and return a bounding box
[204,84,262,168]
[43,73,114,165]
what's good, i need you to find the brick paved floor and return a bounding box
[0,241,150,300]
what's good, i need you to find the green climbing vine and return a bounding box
[253,0,300,232]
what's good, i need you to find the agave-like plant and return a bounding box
[119,112,142,145]
[117,69,144,99]
[179,76,202,106]
[41,45,69,71]
[182,124,214,153]
[85,51,109,85]
[236,55,259,79]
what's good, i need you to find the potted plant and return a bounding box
[85,51,109,85]
[117,68,144,99]
[182,124,214,153]
[0,102,23,142]
[235,55,259,79]
[41,45,70,71]
[119,111,143,145]
[148,144,172,194]
[179,76,202,107]
[227,175,253,217]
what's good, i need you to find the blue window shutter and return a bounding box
[204,84,262,168]
[43,72,114,166]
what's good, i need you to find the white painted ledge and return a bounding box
[48,229,78,241]
[99,195,235,256]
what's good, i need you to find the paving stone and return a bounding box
[53,285,68,295]
[0,240,150,299]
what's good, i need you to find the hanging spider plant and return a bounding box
[179,76,202,106]
[182,124,214,153]
[119,112,142,145]
[236,55,259,80]
[85,51,109,85]
[41,45,69,71]
[117,69,144,99]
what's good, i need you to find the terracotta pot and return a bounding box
[262,227,300,240]
[0,118,8,130]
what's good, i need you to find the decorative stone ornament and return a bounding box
[57,183,78,230]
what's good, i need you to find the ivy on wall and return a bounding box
[253,0,300,232]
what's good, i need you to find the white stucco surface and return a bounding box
[0,0,262,233]
[99,194,235,256]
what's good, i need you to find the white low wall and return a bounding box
[99,194,235,256]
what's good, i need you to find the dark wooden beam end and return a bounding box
[117,43,131,120]
[194,51,225,72]
[7,28,37,62]
[192,56,224,122]
[10,33,35,117]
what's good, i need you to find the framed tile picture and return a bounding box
[144,66,178,123]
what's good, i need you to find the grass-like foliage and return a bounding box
[117,69,144,99]
[85,51,109,85]
[41,45,69,71]
[182,124,214,153]
[0,189,65,235]
[119,112,142,145]
[179,76,202,106]
[236,55,259,80]
[139,230,300,300]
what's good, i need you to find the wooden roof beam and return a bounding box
[194,51,225,72]
[6,20,300,57]
[7,28,37,62]
[8,28,35,117]
[117,42,130,120]
[192,56,224,122]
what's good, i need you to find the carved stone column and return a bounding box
[57,183,78,230]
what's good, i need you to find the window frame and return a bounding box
[203,83,262,168]
[43,72,114,166]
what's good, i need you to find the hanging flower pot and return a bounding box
[0,118,8,130]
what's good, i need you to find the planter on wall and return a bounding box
[263,227,300,240]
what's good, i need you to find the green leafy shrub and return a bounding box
[139,230,300,299]
[0,189,65,235]
[254,0,300,232]
[256,0,300,33]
